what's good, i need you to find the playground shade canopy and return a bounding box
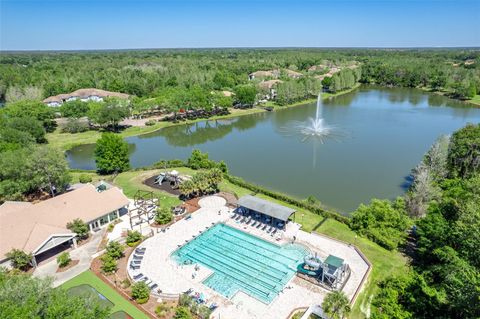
[237,195,296,222]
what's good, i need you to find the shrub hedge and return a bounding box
[224,174,350,224]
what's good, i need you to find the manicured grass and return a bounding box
[468,94,480,106]
[113,169,183,208]
[70,171,108,184]
[60,270,149,319]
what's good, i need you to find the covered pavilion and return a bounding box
[236,195,296,229]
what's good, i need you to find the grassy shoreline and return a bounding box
[47,85,361,151]
[468,94,480,106]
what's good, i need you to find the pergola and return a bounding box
[129,190,157,229]
[237,195,296,229]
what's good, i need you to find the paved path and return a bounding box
[33,230,105,287]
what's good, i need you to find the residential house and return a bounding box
[257,80,283,100]
[248,69,280,80]
[43,88,130,107]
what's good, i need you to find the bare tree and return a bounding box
[424,134,450,180]
[406,136,449,218]
[5,86,43,103]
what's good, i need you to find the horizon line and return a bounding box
[1,46,480,53]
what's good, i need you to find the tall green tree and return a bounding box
[0,146,71,200]
[94,133,130,174]
[447,123,480,178]
[234,85,257,105]
[60,100,90,118]
[29,146,72,197]
[88,99,130,130]
[0,100,56,132]
[351,198,411,250]
[0,271,110,319]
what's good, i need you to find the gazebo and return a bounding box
[236,195,296,229]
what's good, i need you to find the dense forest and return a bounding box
[0,49,479,109]
[352,124,480,318]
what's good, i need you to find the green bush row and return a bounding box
[224,174,350,224]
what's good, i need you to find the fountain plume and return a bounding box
[281,92,344,143]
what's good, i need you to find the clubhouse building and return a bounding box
[0,183,129,267]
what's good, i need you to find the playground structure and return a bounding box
[154,170,191,189]
[128,190,157,229]
[297,253,351,291]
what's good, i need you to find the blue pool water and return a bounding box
[171,223,308,303]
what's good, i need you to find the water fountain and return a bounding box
[282,92,342,143]
[280,92,345,167]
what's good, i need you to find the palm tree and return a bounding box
[179,180,195,198]
[322,291,351,319]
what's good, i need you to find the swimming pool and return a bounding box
[171,223,308,303]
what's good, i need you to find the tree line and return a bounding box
[0,100,71,201]
[1,49,478,112]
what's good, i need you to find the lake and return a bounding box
[67,86,480,213]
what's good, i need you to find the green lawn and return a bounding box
[468,94,480,106]
[60,270,149,319]
[113,169,183,208]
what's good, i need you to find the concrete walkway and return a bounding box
[33,229,105,287]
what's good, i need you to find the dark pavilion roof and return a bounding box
[237,195,296,222]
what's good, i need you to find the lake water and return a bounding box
[67,86,480,213]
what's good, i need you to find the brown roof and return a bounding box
[308,64,328,72]
[285,69,303,78]
[0,184,129,260]
[43,88,130,103]
[258,80,283,90]
[249,69,280,79]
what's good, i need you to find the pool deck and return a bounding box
[127,196,369,319]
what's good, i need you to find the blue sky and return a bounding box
[1,0,479,50]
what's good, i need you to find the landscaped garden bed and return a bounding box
[56,259,79,273]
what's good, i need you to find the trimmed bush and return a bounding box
[101,254,117,273]
[145,119,156,126]
[152,159,186,169]
[79,173,93,183]
[126,230,142,246]
[131,281,150,304]
[105,241,124,259]
[56,252,71,268]
[120,278,131,289]
[6,249,32,271]
[155,206,173,225]
[61,119,89,133]
[173,307,192,319]
[155,302,174,318]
